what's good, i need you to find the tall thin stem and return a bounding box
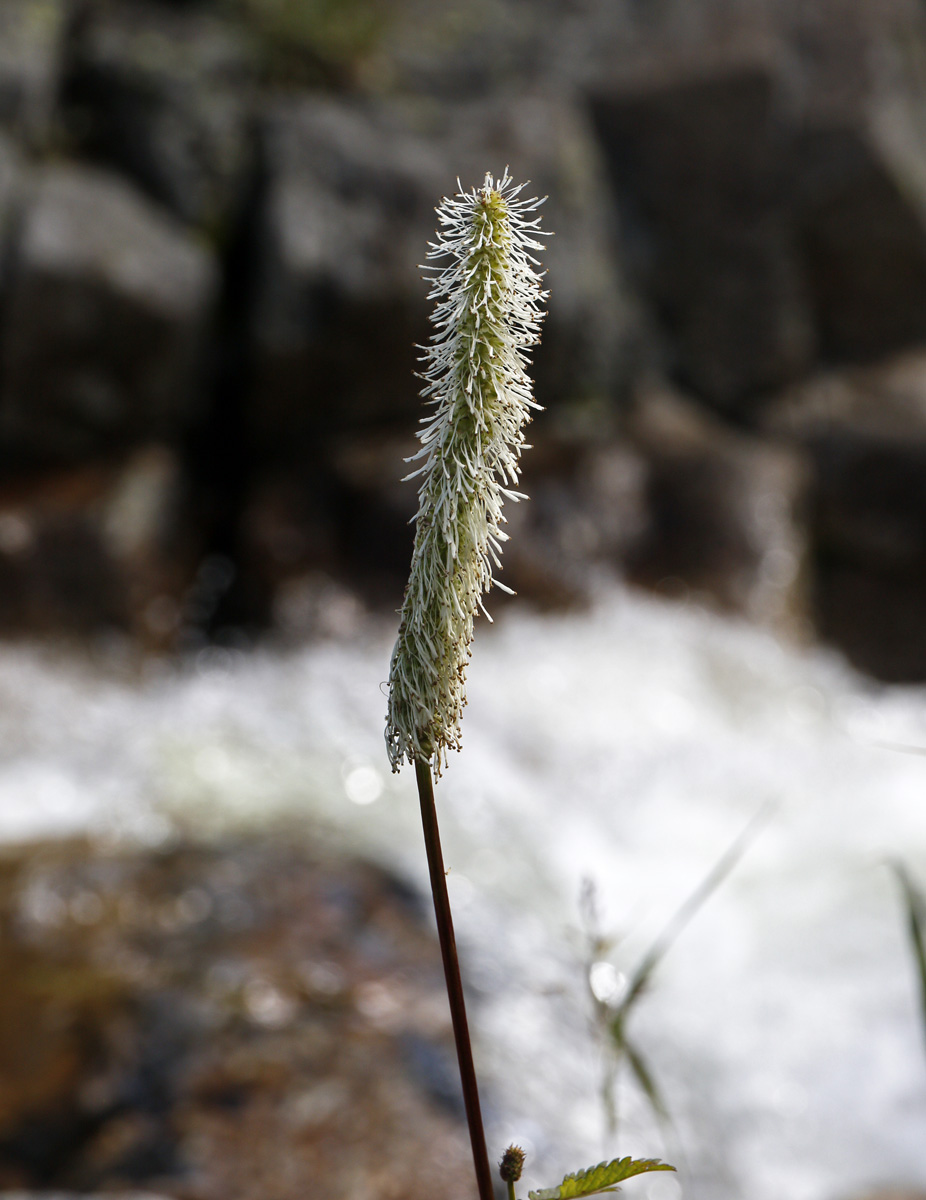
[415,757,494,1200]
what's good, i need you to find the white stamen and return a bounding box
[385,174,549,774]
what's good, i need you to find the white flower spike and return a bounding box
[386,170,549,774]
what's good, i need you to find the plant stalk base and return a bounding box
[415,758,495,1200]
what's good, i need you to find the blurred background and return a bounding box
[3,0,926,1198]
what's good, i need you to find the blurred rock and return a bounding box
[0,836,472,1200]
[236,466,340,627]
[240,470,336,591]
[0,132,22,292]
[498,430,646,611]
[588,36,926,415]
[376,0,923,123]
[794,115,926,365]
[271,571,368,642]
[238,433,415,619]
[0,0,920,660]
[590,62,815,412]
[0,446,191,644]
[623,387,808,626]
[0,0,68,147]
[1,165,219,463]
[768,353,926,569]
[249,92,628,456]
[450,95,634,417]
[813,561,926,682]
[238,390,808,625]
[65,2,257,233]
[240,429,611,618]
[0,1193,168,1200]
[771,0,920,121]
[766,352,926,678]
[324,432,420,595]
[432,384,807,624]
[249,96,439,450]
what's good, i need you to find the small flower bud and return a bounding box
[499,1144,526,1183]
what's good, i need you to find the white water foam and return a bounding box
[0,584,925,1200]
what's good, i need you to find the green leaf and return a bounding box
[528,1156,675,1200]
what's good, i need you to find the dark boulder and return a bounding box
[793,104,926,364]
[588,37,926,415]
[441,386,807,625]
[0,446,194,645]
[590,63,815,412]
[766,353,926,679]
[248,92,629,458]
[64,2,258,234]
[0,0,68,147]
[0,836,472,1199]
[248,96,442,452]
[814,561,926,682]
[623,386,808,625]
[0,131,22,291]
[0,164,219,463]
[234,433,414,626]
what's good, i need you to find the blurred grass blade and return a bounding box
[602,1011,624,1137]
[594,801,774,1141]
[624,1037,670,1124]
[893,861,926,1051]
[617,800,776,1019]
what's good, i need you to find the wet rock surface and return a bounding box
[0,0,915,671]
[591,49,926,416]
[0,131,22,291]
[64,2,257,232]
[793,116,926,367]
[0,446,193,645]
[1,165,219,464]
[766,353,926,679]
[591,63,815,411]
[248,96,442,452]
[0,0,68,147]
[0,1193,169,1200]
[624,388,808,626]
[249,91,624,456]
[0,835,473,1200]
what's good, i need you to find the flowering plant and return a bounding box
[383,173,672,1200]
[386,170,548,774]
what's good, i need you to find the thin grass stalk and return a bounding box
[415,757,494,1200]
[893,861,926,1059]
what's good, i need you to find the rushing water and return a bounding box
[1,581,925,1200]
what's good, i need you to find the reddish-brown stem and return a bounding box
[415,757,495,1200]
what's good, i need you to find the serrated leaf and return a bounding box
[528,1156,675,1200]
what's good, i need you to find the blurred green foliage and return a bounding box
[221,0,396,84]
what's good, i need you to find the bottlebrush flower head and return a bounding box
[385,170,549,774]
